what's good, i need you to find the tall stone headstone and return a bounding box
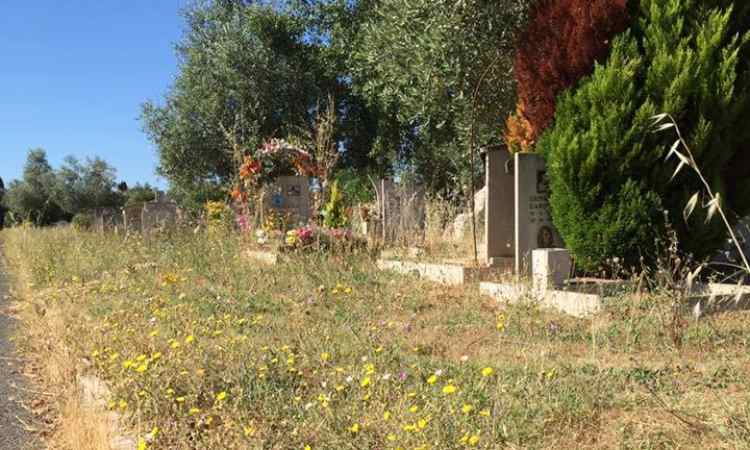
[515,153,563,274]
[484,147,515,267]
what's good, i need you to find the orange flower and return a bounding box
[239,157,261,179]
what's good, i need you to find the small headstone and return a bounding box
[532,248,572,293]
[263,176,312,224]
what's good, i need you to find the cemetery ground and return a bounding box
[1,228,750,449]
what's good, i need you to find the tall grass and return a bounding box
[3,227,750,449]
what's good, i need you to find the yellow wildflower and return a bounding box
[462,404,474,414]
[184,335,195,344]
[189,407,200,415]
[442,384,457,395]
[244,426,256,437]
[427,375,437,385]
[349,423,360,433]
[137,438,147,450]
[481,367,494,377]
[360,377,371,388]
[216,391,227,401]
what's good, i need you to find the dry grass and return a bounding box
[2,226,750,449]
[3,230,121,450]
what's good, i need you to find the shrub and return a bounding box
[505,0,630,151]
[539,0,750,271]
[71,213,93,230]
[323,181,349,229]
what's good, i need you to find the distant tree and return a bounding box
[124,183,157,206]
[53,156,123,215]
[4,149,65,225]
[5,150,127,225]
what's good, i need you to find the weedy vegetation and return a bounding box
[2,227,750,449]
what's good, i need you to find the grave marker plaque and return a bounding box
[515,153,563,274]
[263,176,312,223]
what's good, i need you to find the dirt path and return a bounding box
[0,256,38,450]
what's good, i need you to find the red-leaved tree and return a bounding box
[506,0,630,151]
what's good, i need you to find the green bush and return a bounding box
[322,181,349,229]
[71,213,94,230]
[538,0,750,272]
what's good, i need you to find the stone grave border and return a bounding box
[480,248,750,319]
[376,259,509,286]
[244,249,280,265]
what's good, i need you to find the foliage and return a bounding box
[52,156,123,215]
[124,183,157,206]
[505,0,630,151]
[205,201,233,235]
[5,150,128,226]
[322,180,348,228]
[539,0,750,271]
[141,1,346,202]
[4,149,66,225]
[334,167,374,206]
[350,0,529,194]
[71,212,94,230]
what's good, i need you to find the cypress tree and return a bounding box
[538,0,750,271]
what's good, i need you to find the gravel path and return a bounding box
[0,255,38,450]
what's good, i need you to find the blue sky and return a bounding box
[0,1,187,188]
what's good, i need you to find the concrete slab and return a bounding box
[244,250,279,265]
[480,281,603,318]
[377,259,511,286]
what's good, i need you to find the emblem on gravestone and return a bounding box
[536,170,549,194]
[287,185,301,197]
[272,193,284,207]
[537,225,555,248]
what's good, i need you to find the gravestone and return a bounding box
[123,203,144,233]
[378,179,425,242]
[484,147,515,267]
[142,194,179,234]
[514,153,563,274]
[263,176,312,224]
[93,207,122,233]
